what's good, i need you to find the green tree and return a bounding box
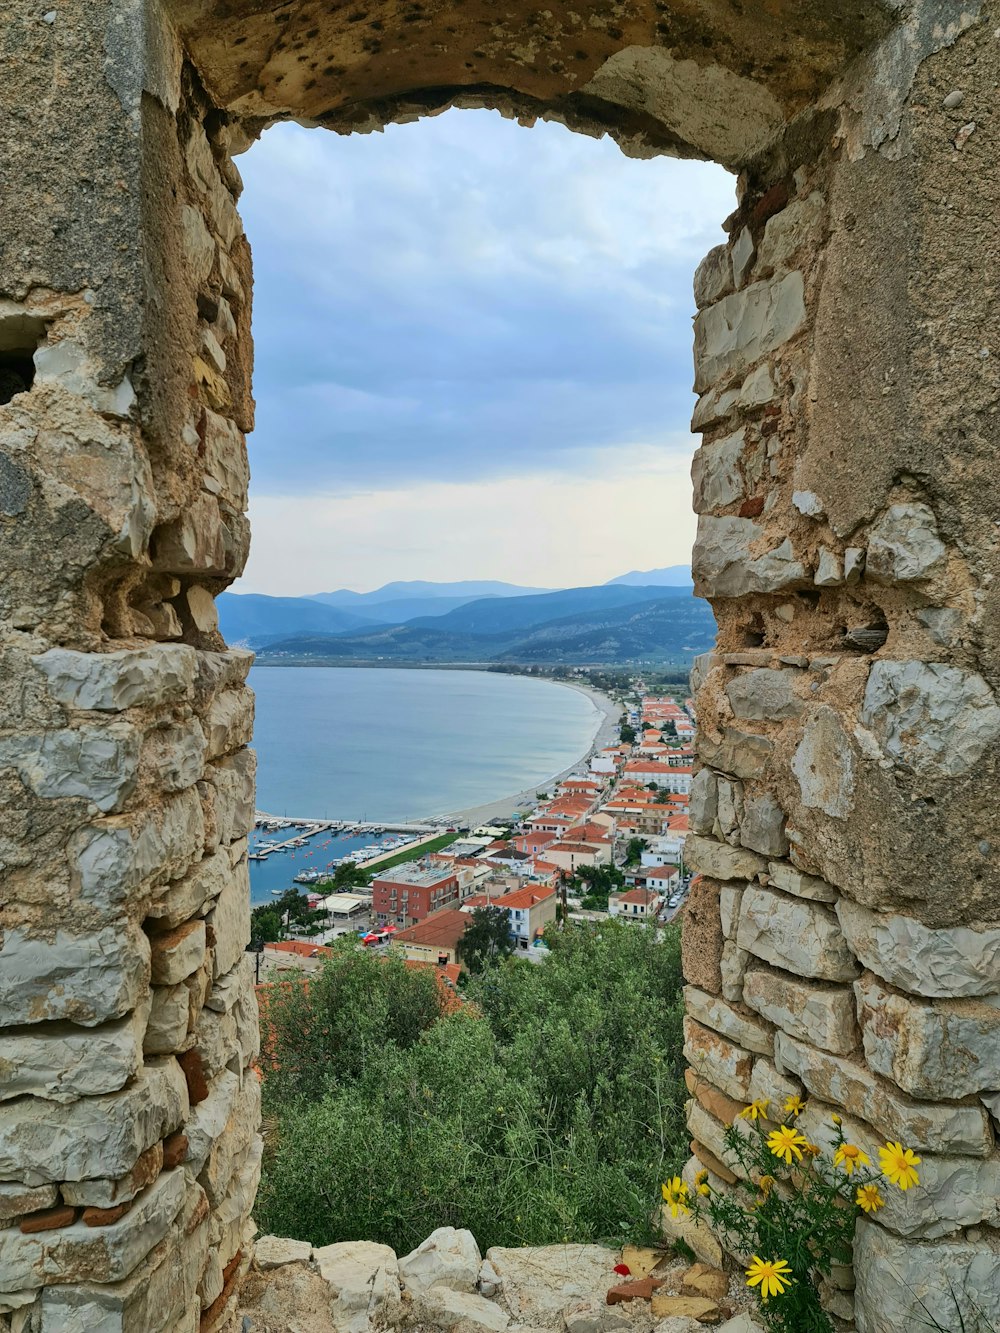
[619,722,636,743]
[323,859,370,892]
[624,836,647,866]
[250,905,283,944]
[458,906,515,973]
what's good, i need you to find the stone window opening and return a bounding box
[0,312,47,405]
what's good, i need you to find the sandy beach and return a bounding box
[424,679,621,828]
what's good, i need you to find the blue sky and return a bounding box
[235,110,734,594]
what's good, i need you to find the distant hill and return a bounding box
[405,583,685,636]
[254,592,716,667]
[216,593,372,646]
[606,565,692,587]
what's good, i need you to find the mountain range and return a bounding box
[216,567,713,666]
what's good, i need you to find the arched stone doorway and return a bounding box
[1,2,998,1329]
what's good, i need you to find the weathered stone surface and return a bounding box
[683,1017,753,1101]
[693,518,807,598]
[200,1071,260,1209]
[791,706,856,819]
[485,1244,619,1323]
[144,718,206,793]
[681,878,724,993]
[686,1101,744,1179]
[698,728,773,782]
[726,670,803,722]
[650,1293,720,1322]
[693,245,732,309]
[856,971,1000,1099]
[419,1285,510,1332]
[0,1170,185,1291]
[720,940,750,1004]
[61,1143,164,1211]
[0,1183,58,1224]
[692,430,746,512]
[689,770,718,835]
[0,1060,188,1185]
[206,856,250,978]
[736,885,858,982]
[0,1006,147,1103]
[33,647,196,712]
[813,547,842,586]
[192,956,259,1078]
[767,861,838,903]
[399,1227,481,1298]
[0,923,149,1027]
[313,1240,401,1333]
[658,1202,724,1270]
[683,986,773,1055]
[865,503,946,584]
[742,964,857,1055]
[861,661,1000,778]
[747,1057,802,1113]
[685,836,767,883]
[145,845,231,930]
[693,272,806,393]
[0,725,140,813]
[202,686,254,761]
[755,194,824,275]
[836,898,1000,998]
[199,749,256,850]
[255,1235,312,1269]
[144,983,190,1055]
[149,919,206,986]
[739,792,788,857]
[718,885,743,939]
[774,1031,992,1155]
[853,1221,1000,1333]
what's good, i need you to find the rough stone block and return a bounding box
[726,669,803,721]
[790,705,856,819]
[683,1016,754,1101]
[736,884,859,981]
[742,964,857,1054]
[32,646,196,712]
[836,898,1000,998]
[199,1072,260,1209]
[693,518,807,598]
[686,1100,746,1179]
[689,769,718,835]
[720,940,751,1003]
[698,727,773,782]
[774,1031,992,1156]
[681,877,724,993]
[856,971,1000,1099]
[0,923,149,1028]
[0,1184,58,1224]
[62,1144,163,1211]
[0,1060,188,1185]
[144,983,191,1055]
[145,845,231,931]
[193,956,259,1078]
[206,857,250,978]
[254,1235,312,1269]
[184,1069,240,1178]
[198,749,256,851]
[683,985,773,1055]
[202,687,254,761]
[747,1057,802,1114]
[200,410,249,511]
[692,429,747,512]
[767,861,838,902]
[685,835,767,883]
[739,791,788,856]
[0,725,140,813]
[0,1005,147,1103]
[314,1240,401,1333]
[143,719,206,794]
[399,1227,481,1298]
[149,920,206,986]
[693,272,806,393]
[865,503,945,584]
[719,884,743,939]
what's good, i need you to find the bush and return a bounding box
[257,922,687,1253]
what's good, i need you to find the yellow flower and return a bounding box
[783,1095,804,1118]
[831,1114,842,1126]
[740,1099,770,1121]
[757,1174,775,1199]
[833,1142,871,1176]
[879,1142,921,1190]
[661,1176,690,1218]
[694,1169,709,1186]
[767,1124,810,1166]
[746,1256,793,1301]
[697,1182,711,1197]
[801,1142,822,1158]
[856,1184,885,1214]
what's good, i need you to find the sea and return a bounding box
[247,666,604,906]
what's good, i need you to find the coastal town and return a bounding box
[251,682,696,981]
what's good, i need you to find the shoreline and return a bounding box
[419,677,621,828]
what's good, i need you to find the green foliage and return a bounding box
[249,906,283,944]
[567,863,625,912]
[624,836,647,867]
[257,922,687,1255]
[619,723,637,743]
[459,906,516,974]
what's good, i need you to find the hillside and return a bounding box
[404,583,680,635]
[254,592,715,666]
[216,593,372,645]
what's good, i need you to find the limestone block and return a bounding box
[693,272,806,393]
[184,1069,240,1178]
[0,1169,185,1291]
[0,923,149,1027]
[774,1031,992,1156]
[692,430,746,512]
[715,778,743,845]
[767,861,838,903]
[689,770,718,836]
[693,245,732,309]
[185,585,218,635]
[698,728,773,782]
[855,971,1000,1099]
[255,1235,313,1269]
[144,719,206,793]
[739,792,788,857]
[860,661,1000,778]
[314,1240,401,1333]
[144,983,190,1055]
[720,940,751,1003]
[853,1220,1000,1333]
[725,669,803,722]
[865,503,946,584]
[747,1057,802,1113]
[151,494,231,577]
[719,884,743,939]
[814,547,842,586]
[742,964,856,1055]
[686,1101,744,1178]
[145,846,231,930]
[683,1017,754,1101]
[0,1059,188,1185]
[484,1244,620,1323]
[193,956,259,1078]
[208,1136,261,1259]
[149,920,206,987]
[790,706,856,819]
[0,1184,58,1224]
[836,898,1000,998]
[755,193,823,275]
[693,518,807,598]
[731,226,755,288]
[193,649,255,703]
[418,1285,509,1331]
[685,835,767,883]
[683,986,773,1055]
[0,725,140,813]
[206,857,250,978]
[61,1143,163,1210]
[199,1070,260,1208]
[658,1203,724,1270]
[736,885,858,982]
[202,687,254,761]
[681,877,723,992]
[33,646,196,712]
[199,748,256,852]
[844,547,865,583]
[399,1227,482,1298]
[201,410,249,511]
[0,1005,147,1103]
[180,204,215,283]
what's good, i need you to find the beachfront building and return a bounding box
[371,860,460,927]
[393,909,470,966]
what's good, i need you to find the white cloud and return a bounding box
[238,440,697,594]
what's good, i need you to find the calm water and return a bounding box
[248,667,603,905]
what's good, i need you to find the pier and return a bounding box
[249,813,443,868]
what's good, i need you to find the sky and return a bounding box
[234,110,734,595]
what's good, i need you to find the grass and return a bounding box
[316,832,463,887]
